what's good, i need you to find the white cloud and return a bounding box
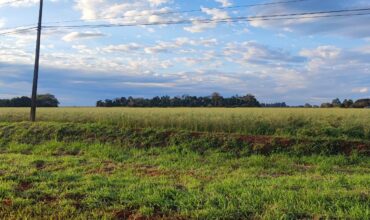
[300,46,341,59]
[184,21,217,33]
[103,43,142,53]
[184,7,230,33]
[62,32,106,42]
[144,38,218,54]
[352,87,369,94]
[74,0,177,28]
[215,0,232,7]
[148,0,170,6]
[224,41,305,65]
[201,7,230,20]
[74,0,103,20]
[0,0,38,7]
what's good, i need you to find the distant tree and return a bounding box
[342,99,354,108]
[96,93,262,108]
[96,100,104,107]
[261,102,288,108]
[12,96,31,107]
[0,99,10,107]
[37,94,59,107]
[211,92,223,107]
[304,103,312,108]
[353,99,370,108]
[104,99,113,107]
[331,98,342,108]
[0,94,59,107]
[242,94,260,107]
[321,103,333,108]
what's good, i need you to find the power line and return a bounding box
[0,0,315,35]
[43,0,315,25]
[3,12,368,37]
[0,27,36,36]
[0,0,24,7]
[2,7,370,36]
[42,8,370,30]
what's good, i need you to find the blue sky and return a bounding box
[0,0,369,106]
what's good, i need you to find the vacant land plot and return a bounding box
[0,108,369,219]
[0,107,369,140]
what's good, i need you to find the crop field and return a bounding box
[0,108,369,219]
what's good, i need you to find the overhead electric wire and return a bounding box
[2,7,370,36]
[0,26,36,36]
[43,0,315,24]
[0,0,316,36]
[0,0,24,7]
[42,7,370,30]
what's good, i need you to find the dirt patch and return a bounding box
[113,208,186,220]
[87,161,118,175]
[293,164,315,171]
[2,198,13,206]
[64,192,86,209]
[32,160,46,170]
[16,181,33,191]
[40,195,58,203]
[258,172,292,178]
[186,131,370,155]
[133,165,170,177]
[51,148,81,156]
[114,209,134,219]
[65,192,85,201]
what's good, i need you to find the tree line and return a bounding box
[97,94,370,108]
[97,93,262,107]
[319,98,370,108]
[0,94,59,107]
[1,93,368,108]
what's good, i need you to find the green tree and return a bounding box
[37,94,60,107]
[342,99,354,108]
[353,99,370,108]
[211,92,223,107]
[242,94,260,107]
[321,103,333,108]
[332,98,342,108]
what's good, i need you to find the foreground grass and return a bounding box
[0,108,369,219]
[0,107,369,140]
[0,141,369,219]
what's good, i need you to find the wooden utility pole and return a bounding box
[30,0,43,122]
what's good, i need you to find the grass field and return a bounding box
[1,107,369,140]
[0,108,369,219]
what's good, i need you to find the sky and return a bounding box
[0,0,369,106]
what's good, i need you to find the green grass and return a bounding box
[0,108,369,219]
[0,141,369,219]
[0,107,369,140]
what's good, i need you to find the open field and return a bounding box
[0,108,369,219]
[0,107,370,140]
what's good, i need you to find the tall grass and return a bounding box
[0,107,369,139]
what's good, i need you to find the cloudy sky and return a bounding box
[0,0,369,106]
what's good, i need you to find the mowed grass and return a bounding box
[0,107,370,140]
[0,141,369,219]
